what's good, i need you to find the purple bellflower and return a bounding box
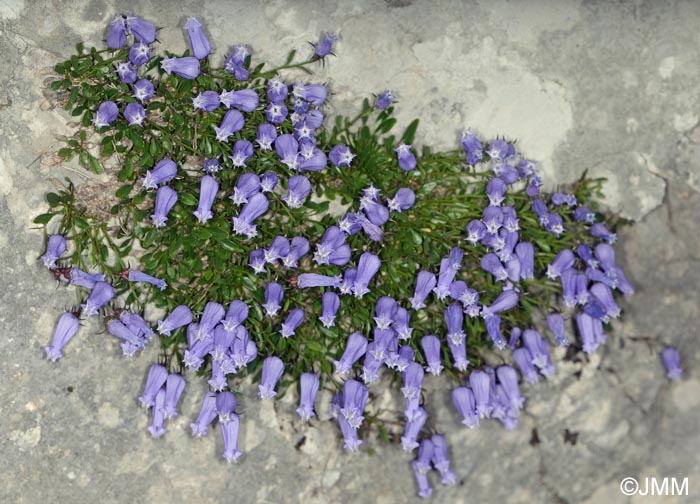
[44,312,80,362]
[125,16,156,44]
[547,249,575,280]
[513,348,540,384]
[148,388,167,438]
[280,308,304,338]
[41,234,67,268]
[157,305,193,336]
[150,186,178,227]
[231,173,261,206]
[661,347,682,380]
[93,100,118,128]
[124,102,146,126]
[409,270,437,310]
[352,252,381,298]
[258,356,285,400]
[106,16,127,49]
[81,281,114,317]
[229,140,254,168]
[375,90,395,110]
[249,250,266,274]
[195,301,225,340]
[319,292,340,327]
[547,312,569,346]
[183,17,211,60]
[421,335,443,376]
[220,89,259,112]
[232,193,269,238]
[220,413,242,462]
[161,56,201,79]
[282,236,310,268]
[469,370,492,418]
[334,332,368,376]
[256,124,278,151]
[214,109,244,142]
[163,374,186,419]
[142,158,177,190]
[374,296,398,329]
[523,329,555,377]
[590,223,617,243]
[129,41,151,66]
[395,143,417,171]
[296,373,320,421]
[452,386,479,428]
[283,175,311,208]
[481,290,519,319]
[329,145,356,168]
[139,363,168,408]
[576,312,599,354]
[192,90,220,112]
[484,314,506,350]
[222,300,249,333]
[387,188,416,212]
[115,61,137,83]
[261,171,279,193]
[193,175,218,224]
[394,307,413,341]
[314,32,337,58]
[264,235,291,264]
[401,407,428,452]
[132,78,154,102]
[190,392,217,437]
[128,270,166,291]
[262,282,284,317]
[341,379,369,429]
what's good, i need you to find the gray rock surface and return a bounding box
[1,1,699,503]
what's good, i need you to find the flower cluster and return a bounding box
[38,15,681,500]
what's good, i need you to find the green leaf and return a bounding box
[115,184,133,199]
[33,213,56,225]
[179,192,197,206]
[46,192,60,207]
[401,119,420,145]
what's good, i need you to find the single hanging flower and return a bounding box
[546,312,569,346]
[163,374,186,418]
[93,101,118,128]
[142,158,177,190]
[230,173,261,206]
[413,439,435,498]
[213,109,245,142]
[220,413,243,462]
[232,193,269,238]
[220,89,259,112]
[660,347,682,380]
[313,32,337,58]
[124,102,146,127]
[451,386,479,428]
[319,292,340,328]
[161,56,201,79]
[106,15,127,49]
[125,15,156,44]
[333,332,368,376]
[329,145,355,167]
[258,356,284,399]
[192,90,220,112]
[262,282,284,317]
[129,41,151,66]
[156,305,193,336]
[375,90,395,110]
[148,388,167,439]
[190,392,218,437]
[41,234,67,269]
[128,270,166,290]
[229,140,254,168]
[193,175,219,224]
[296,373,320,421]
[280,308,304,338]
[150,186,178,227]
[80,281,114,317]
[421,335,443,376]
[282,175,311,208]
[352,252,381,298]
[132,78,155,103]
[394,143,417,171]
[138,364,169,408]
[183,17,211,60]
[44,312,80,362]
[409,271,437,310]
[513,347,540,384]
[401,407,428,452]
